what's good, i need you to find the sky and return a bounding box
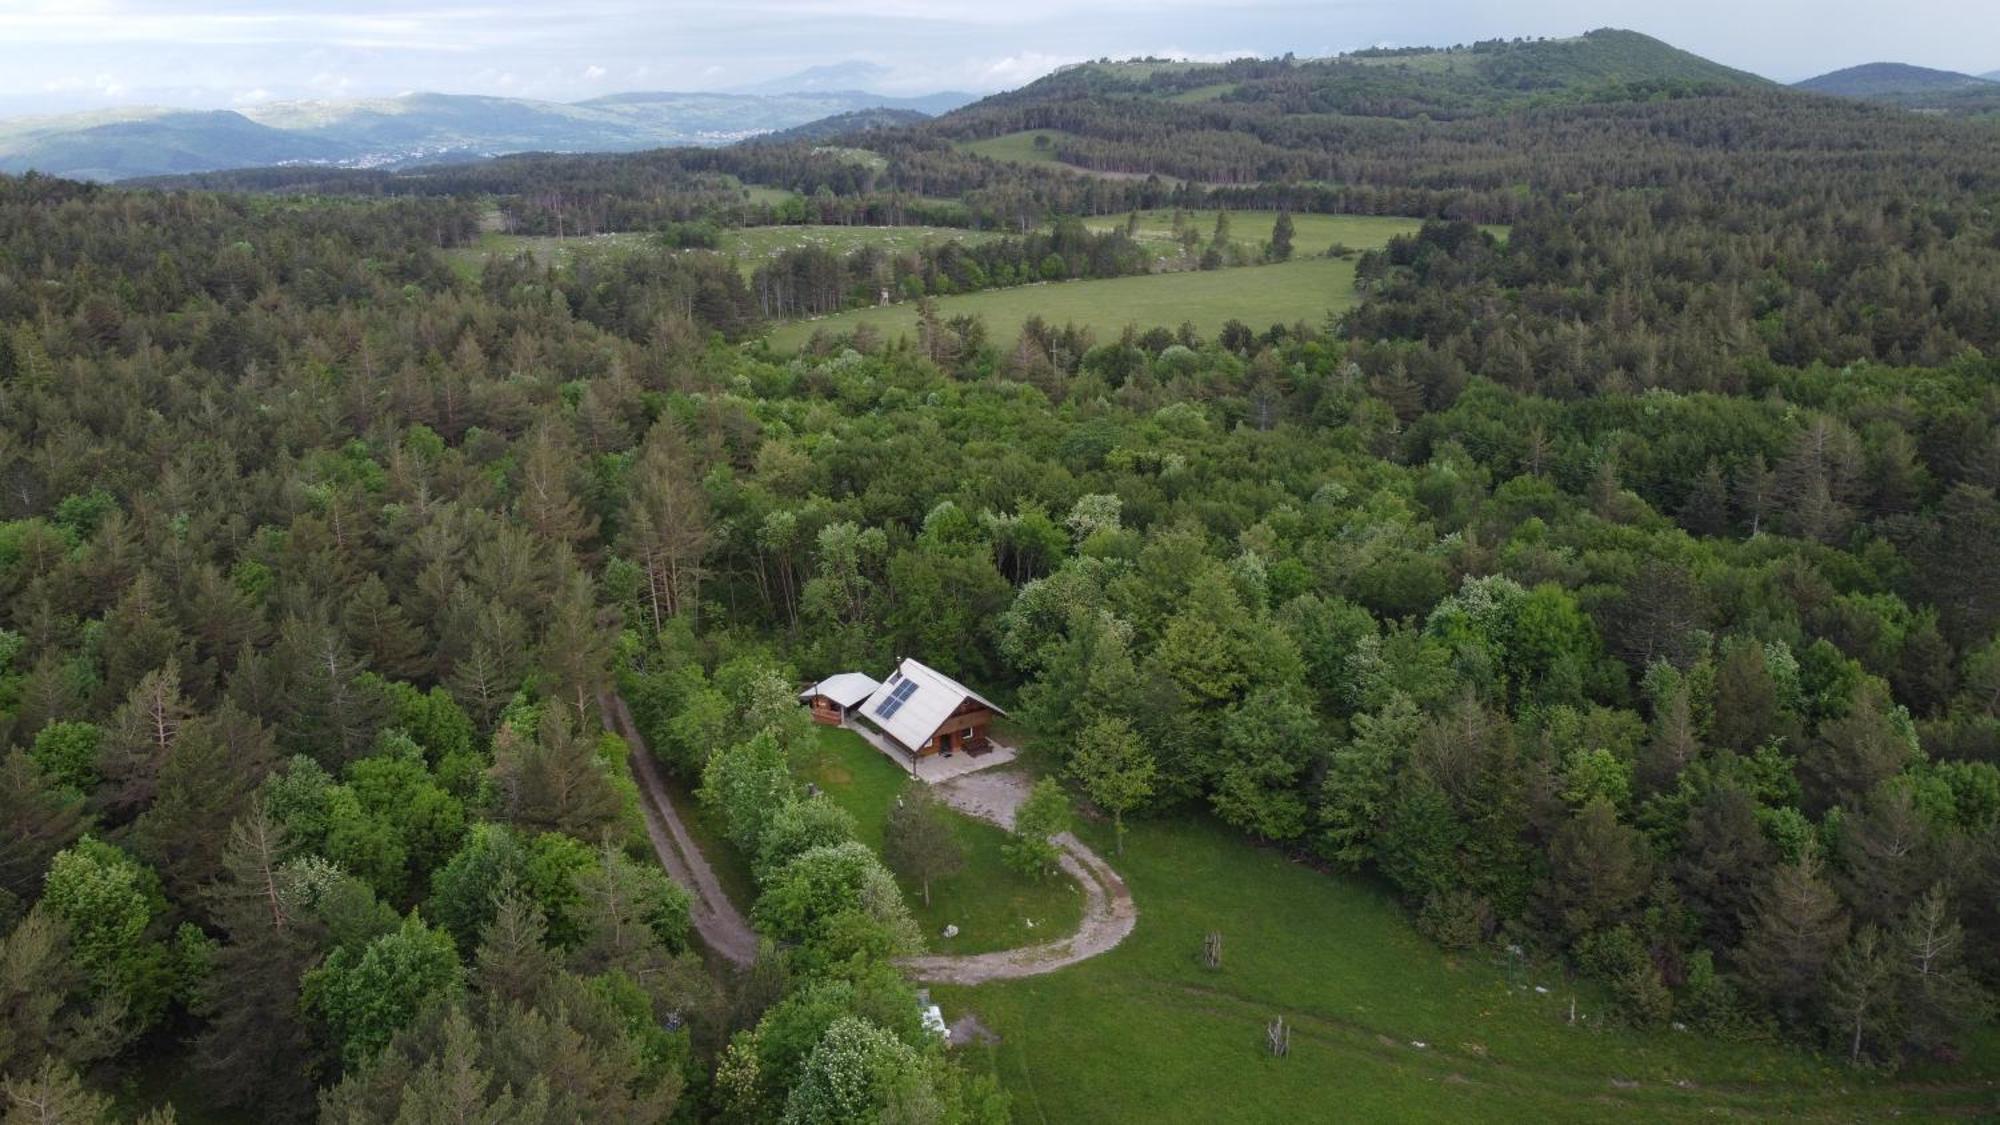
[0,0,1994,117]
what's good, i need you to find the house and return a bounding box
[798,672,882,726]
[855,657,1006,759]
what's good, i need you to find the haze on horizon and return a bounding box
[0,0,1993,118]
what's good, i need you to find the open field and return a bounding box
[718,224,1003,273]
[768,253,1373,350]
[1169,83,1240,103]
[741,184,800,207]
[1083,209,1430,265]
[936,814,2000,1124]
[444,223,999,280]
[958,130,1080,166]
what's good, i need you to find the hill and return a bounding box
[921,29,1776,185]
[751,107,933,144]
[975,29,1767,116]
[0,109,345,180]
[0,87,977,181]
[1796,62,1997,97]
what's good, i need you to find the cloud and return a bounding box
[583,64,607,80]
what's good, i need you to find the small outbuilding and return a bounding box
[798,672,882,725]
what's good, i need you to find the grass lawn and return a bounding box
[795,726,1083,956]
[933,814,2000,1123]
[767,254,1371,351]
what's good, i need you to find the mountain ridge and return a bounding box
[1796,61,1997,97]
[0,87,976,181]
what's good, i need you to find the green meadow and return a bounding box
[936,814,2000,1124]
[767,253,1374,351]
[958,130,1083,167]
[445,223,999,280]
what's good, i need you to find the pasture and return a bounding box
[444,223,999,280]
[767,253,1376,351]
[935,814,2000,1123]
[958,130,1080,167]
[1083,209,1428,265]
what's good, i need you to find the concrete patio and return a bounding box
[843,718,1019,783]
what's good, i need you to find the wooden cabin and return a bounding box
[856,657,1007,758]
[797,673,881,725]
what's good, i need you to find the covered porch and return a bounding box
[842,716,1019,783]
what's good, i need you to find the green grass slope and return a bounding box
[938,814,2000,1123]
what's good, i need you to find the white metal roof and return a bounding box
[857,657,1007,752]
[798,672,881,709]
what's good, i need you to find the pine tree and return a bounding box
[0,750,88,899]
[95,662,192,820]
[1,1056,116,1124]
[1737,853,1848,1027]
[489,707,620,840]
[1268,210,1294,262]
[1823,925,1901,1066]
[193,801,322,1116]
[1895,884,1992,1056]
[619,420,711,633]
[1674,784,1775,951]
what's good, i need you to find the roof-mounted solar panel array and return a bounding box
[874,678,920,719]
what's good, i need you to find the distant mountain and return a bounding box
[734,62,893,94]
[1983,70,2000,82]
[1796,62,1996,97]
[0,87,978,181]
[0,109,342,182]
[751,107,932,144]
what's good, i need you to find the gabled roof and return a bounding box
[798,672,881,709]
[858,657,1007,752]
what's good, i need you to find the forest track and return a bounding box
[896,769,1137,985]
[601,693,760,968]
[602,705,1132,982]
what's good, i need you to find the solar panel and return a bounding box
[874,678,920,719]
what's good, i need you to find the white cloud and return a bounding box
[583,64,607,80]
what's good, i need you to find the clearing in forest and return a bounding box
[933,815,2000,1123]
[767,252,1383,351]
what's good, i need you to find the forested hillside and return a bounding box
[3,26,2000,1123]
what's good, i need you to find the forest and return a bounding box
[3,28,2000,1124]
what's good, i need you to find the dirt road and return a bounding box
[601,693,760,968]
[895,769,1138,985]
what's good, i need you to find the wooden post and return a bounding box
[1203,931,1223,970]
